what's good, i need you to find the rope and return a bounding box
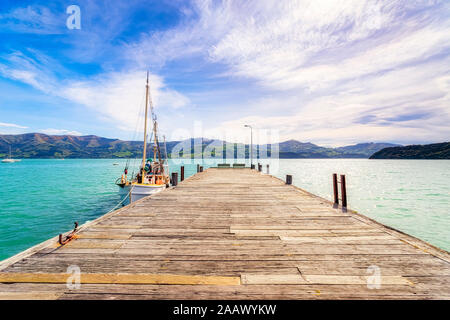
[58,187,134,247]
[58,222,78,245]
[106,185,134,214]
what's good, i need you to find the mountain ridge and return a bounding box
[0,133,400,159]
[370,142,450,159]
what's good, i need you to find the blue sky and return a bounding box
[0,0,449,146]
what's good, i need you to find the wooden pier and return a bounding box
[0,168,449,299]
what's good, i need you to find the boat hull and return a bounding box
[118,184,132,195]
[131,184,166,202]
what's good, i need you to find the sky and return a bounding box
[0,0,449,147]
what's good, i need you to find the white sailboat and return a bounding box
[2,145,21,163]
[116,72,170,202]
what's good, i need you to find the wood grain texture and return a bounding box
[0,168,449,299]
[0,273,240,285]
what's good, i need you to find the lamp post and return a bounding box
[244,125,253,169]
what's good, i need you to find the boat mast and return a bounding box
[148,78,164,175]
[163,135,170,176]
[141,72,150,181]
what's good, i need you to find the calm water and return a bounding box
[0,159,448,260]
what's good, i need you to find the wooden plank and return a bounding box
[0,292,63,300]
[76,233,132,240]
[231,229,386,236]
[22,283,448,299]
[52,239,125,249]
[280,235,400,244]
[241,273,412,285]
[241,274,306,284]
[58,293,450,300]
[230,224,373,230]
[0,273,241,285]
[93,225,142,229]
[302,275,413,285]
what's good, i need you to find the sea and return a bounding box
[0,158,448,260]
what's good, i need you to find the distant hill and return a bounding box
[335,142,399,158]
[0,133,144,159]
[0,133,398,159]
[279,140,339,158]
[279,140,400,158]
[370,142,450,159]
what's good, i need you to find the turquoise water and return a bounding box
[0,159,448,260]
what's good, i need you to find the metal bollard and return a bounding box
[171,172,178,186]
[286,175,292,185]
[333,173,338,206]
[340,174,347,208]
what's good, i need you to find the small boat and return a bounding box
[113,163,119,166]
[116,72,170,202]
[2,145,21,163]
[116,171,132,195]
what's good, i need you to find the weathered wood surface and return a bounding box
[0,168,449,300]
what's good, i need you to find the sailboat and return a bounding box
[2,145,21,163]
[116,72,170,202]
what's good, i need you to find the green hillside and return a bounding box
[370,142,450,159]
[0,133,398,159]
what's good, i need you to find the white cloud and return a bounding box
[61,70,190,131]
[0,5,63,34]
[0,50,61,93]
[152,0,448,145]
[0,122,29,135]
[0,51,190,135]
[0,122,28,129]
[39,129,83,136]
[1,1,449,145]
[210,52,450,146]
[200,0,450,91]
